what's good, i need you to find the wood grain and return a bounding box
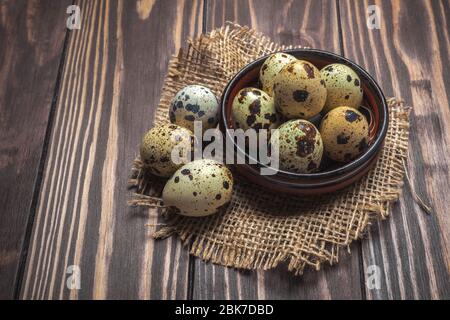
[20,0,204,299]
[8,0,449,300]
[0,0,70,299]
[339,0,450,299]
[192,0,364,300]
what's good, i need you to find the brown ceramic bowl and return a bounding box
[220,49,388,195]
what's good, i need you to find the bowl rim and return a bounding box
[220,48,389,180]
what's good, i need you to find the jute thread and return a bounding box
[128,23,411,275]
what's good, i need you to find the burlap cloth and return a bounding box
[128,23,411,275]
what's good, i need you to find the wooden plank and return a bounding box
[20,0,204,299]
[0,0,70,299]
[339,0,450,299]
[193,0,364,299]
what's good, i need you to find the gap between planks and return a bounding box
[186,0,209,301]
[335,0,367,300]
[13,23,73,300]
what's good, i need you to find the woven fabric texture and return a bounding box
[128,23,410,275]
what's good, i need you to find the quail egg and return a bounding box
[140,123,194,177]
[320,106,369,162]
[162,159,234,217]
[169,85,219,133]
[320,63,363,113]
[260,52,298,96]
[270,119,323,173]
[232,87,278,130]
[273,60,327,119]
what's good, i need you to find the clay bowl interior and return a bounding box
[220,49,388,195]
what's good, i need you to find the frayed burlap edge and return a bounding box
[128,23,411,275]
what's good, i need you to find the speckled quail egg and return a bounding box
[273,60,327,119]
[162,159,234,217]
[320,63,363,113]
[260,52,298,96]
[320,106,369,162]
[169,85,219,133]
[232,87,278,131]
[140,123,194,177]
[270,119,323,173]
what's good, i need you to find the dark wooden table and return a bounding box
[1,0,449,300]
